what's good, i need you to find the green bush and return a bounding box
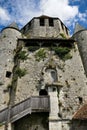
[52,47,72,60]
[15,68,27,78]
[35,48,46,61]
[18,51,28,60]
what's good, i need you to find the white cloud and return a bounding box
[0,0,87,32]
[0,0,79,26]
[78,12,87,22]
[0,7,10,21]
[40,0,79,22]
[1,0,41,26]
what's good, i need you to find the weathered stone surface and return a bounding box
[73,30,87,77]
[0,28,22,110]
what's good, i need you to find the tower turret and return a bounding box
[73,24,87,76]
[0,25,22,110]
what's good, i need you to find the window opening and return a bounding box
[78,97,83,104]
[51,70,57,82]
[49,18,54,26]
[40,18,45,26]
[6,71,12,78]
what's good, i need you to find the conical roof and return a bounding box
[74,23,85,34]
[9,22,19,30]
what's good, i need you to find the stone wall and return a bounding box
[0,28,22,110]
[15,41,87,121]
[0,21,87,130]
[21,18,69,38]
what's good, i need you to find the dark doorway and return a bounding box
[39,89,48,96]
[13,113,49,130]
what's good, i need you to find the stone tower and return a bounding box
[0,15,87,130]
[73,23,87,77]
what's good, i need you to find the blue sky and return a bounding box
[0,0,87,35]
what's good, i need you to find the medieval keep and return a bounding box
[0,15,87,130]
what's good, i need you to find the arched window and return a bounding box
[51,70,57,82]
[45,68,58,82]
[39,89,48,96]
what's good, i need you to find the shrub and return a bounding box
[35,48,46,61]
[52,46,72,60]
[15,68,27,78]
[18,51,28,61]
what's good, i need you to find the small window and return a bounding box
[49,18,54,26]
[40,18,45,26]
[78,97,83,104]
[6,71,12,78]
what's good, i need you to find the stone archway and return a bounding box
[39,89,48,96]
